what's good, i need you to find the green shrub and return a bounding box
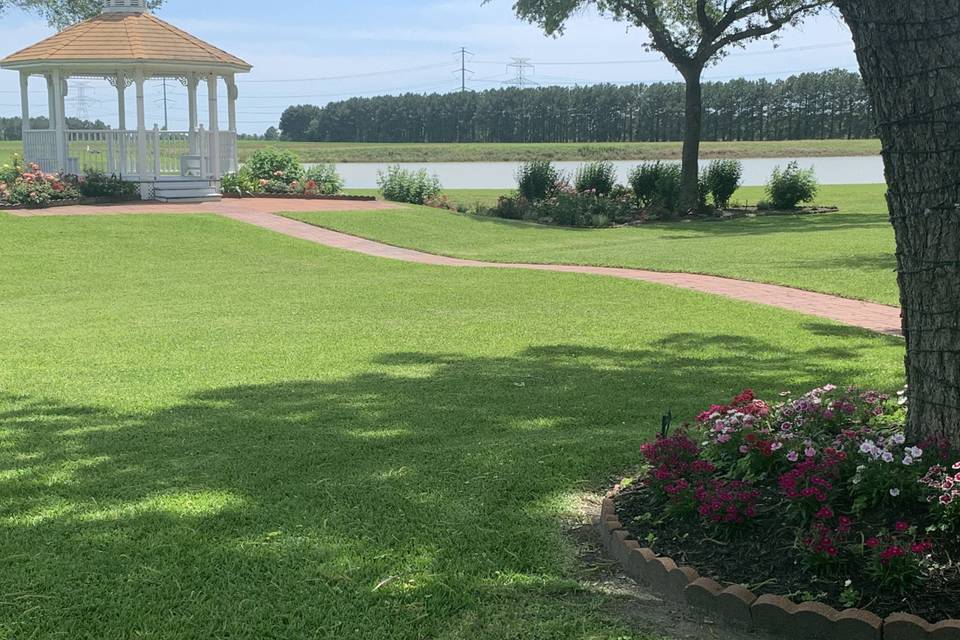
[766,162,818,210]
[377,165,442,204]
[703,160,743,209]
[221,167,260,196]
[516,161,565,202]
[246,147,303,183]
[574,161,618,196]
[76,171,138,199]
[303,164,344,195]
[0,154,22,185]
[487,194,530,220]
[629,161,682,211]
[533,190,638,228]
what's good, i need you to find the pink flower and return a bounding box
[865,537,880,548]
[894,521,910,533]
[786,451,799,462]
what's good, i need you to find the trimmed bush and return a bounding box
[76,171,139,199]
[629,161,682,211]
[702,160,743,209]
[246,147,303,183]
[766,162,818,209]
[574,161,617,196]
[377,165,442,204]
[516,161,564,202]
[303,164,344,195]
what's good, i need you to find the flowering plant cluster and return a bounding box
[0,159,81,207]
[637,385,960,598]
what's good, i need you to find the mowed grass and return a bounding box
[1,139,881,166]
[0,211,903,639]
[290,184,898,305]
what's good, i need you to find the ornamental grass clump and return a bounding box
[615,383,960,620]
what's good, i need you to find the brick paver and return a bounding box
[5,200,902,336]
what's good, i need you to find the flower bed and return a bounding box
[611,386,960,626]
[1,159,139,210]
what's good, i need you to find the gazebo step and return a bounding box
[153,179,221,202]
[154,195,222,203]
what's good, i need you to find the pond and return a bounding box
[317,156,885,190]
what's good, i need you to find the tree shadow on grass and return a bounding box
[0,333,902,637]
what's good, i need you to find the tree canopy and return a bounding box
[278,70,872,144]
[0,0,164,29]
[500,0,829,210]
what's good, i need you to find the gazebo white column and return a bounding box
[51,68,67,172]
[116,72,126,129]
[19,71,29,139]
[116,72,126,175]
[135,69,148,188]
[187,74,198,154]
[227,75,237,133]
[207,73,220,178]
[46,74,56,128]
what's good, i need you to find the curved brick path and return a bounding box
[218,209,903,337]
[5,199,903,336]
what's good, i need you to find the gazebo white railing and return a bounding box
[24,127,238,178]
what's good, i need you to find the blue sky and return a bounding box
[0,0,859,134]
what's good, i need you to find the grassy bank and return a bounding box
[289,184,899,306]
[0,211,903,638]
[237,139,882,163]
[1,139,881,167]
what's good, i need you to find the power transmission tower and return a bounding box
[453,47,474,92]
[503,58,538,87]
[151,78,171,130]
[71,81,95,120]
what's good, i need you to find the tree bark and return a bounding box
[836,1,960,446]
[679,65,705,213]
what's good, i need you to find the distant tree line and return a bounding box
[0,116,109,141]
[278,69,873,144]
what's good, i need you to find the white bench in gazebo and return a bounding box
[0,0,252,202]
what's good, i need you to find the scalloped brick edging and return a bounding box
[599,489,956,640]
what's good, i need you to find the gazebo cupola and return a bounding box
[0,0,252,198]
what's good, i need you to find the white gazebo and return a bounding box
[0,0,252,201]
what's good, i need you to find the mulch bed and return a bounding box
[614,484,960,623]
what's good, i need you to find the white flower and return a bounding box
[903,456,914,466]
[892,434,906,446]
[890,488,901,497]
[882,452,895,463]
[844,579,853,588]
[907,447,923,458]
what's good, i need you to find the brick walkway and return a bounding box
[4,197,399,217]
[6,199,902,336]
[220,210,904,337]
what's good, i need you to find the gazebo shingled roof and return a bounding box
[0,11,251,70]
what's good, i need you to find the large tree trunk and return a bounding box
[679,65,704,213]
[836,1,960,446]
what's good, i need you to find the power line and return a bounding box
[236,63,451,84]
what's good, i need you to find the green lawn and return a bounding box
[1,139,880,166]
[0,210,903,639]
[291,184,898,306]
